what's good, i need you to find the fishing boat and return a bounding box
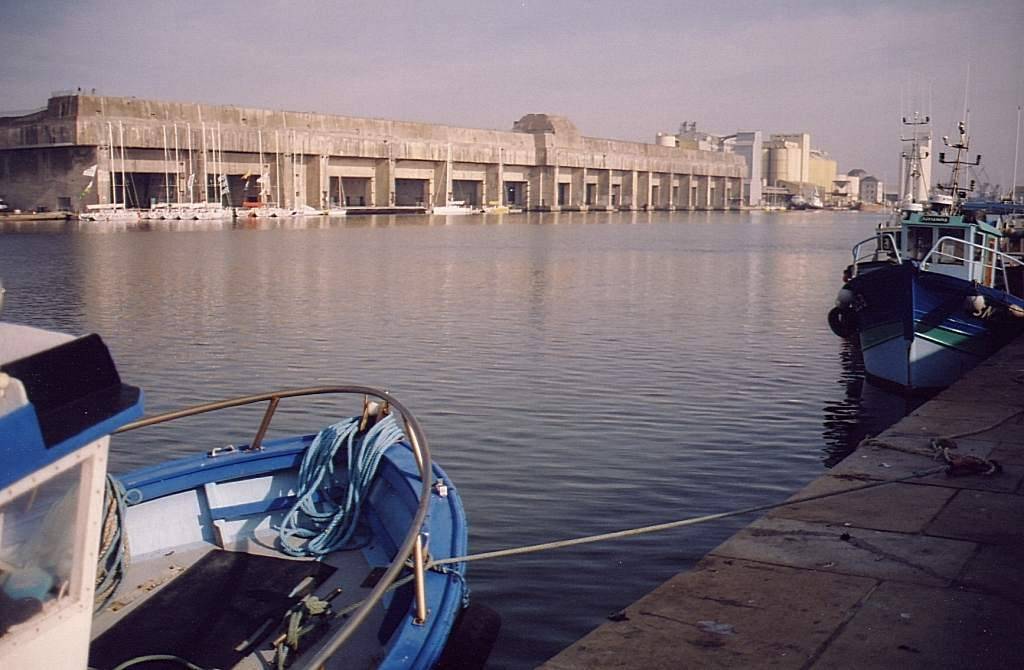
[0,325,497,669]
[828,121,1024,391]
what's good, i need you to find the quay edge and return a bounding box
[541,334,1024,669]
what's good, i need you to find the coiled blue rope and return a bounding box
[278,414,406,557]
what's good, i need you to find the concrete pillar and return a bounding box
[696,176,709,209]
[597,169,611,209]
[622,169,638,211]
[528,166,545,210]
[667,172,675,210]
[551,162,561,211]
[97,153,113,205]
[573,168,585,209]
[432,160,446,208]
[318,154,328,210]
[681,174,695,210]
[486,153,503,207]
[637,171,651,210]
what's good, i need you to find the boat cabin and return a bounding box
[0,327,143,668]
[890,195,1005,286]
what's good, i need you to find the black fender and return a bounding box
[435,602,502,670]
[828,306,858,337]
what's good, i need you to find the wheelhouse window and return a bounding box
[935,227,965,265]
[907,226,933,260]
[881,232,902,256]
[0,465,85,637]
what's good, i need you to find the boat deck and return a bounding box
[542,334,1024,669]
[92,535,389,669]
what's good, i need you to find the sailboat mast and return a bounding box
[107,122,115,204]
[217,122,223,206]
[258,129,266,205]
[201,121,208,204]
[173,124,181,205]
[275,130,282,206]
[187,122,194,204]
[118,121,127,207]
[162,125,170,205]
[446,143,453,204]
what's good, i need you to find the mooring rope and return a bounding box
[331,463,949,619]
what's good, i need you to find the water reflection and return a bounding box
[822,338,927,466]
[2,210,908,668]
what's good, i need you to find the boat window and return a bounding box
[936,227,965,265]
[0,465,84,637]
[907,226,933,260]
[881,232,902,257]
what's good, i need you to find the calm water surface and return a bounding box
[0,210,917,668]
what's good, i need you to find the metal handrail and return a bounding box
[921,236,1024,295]
[850,232,902,277]
[115,385,434,665]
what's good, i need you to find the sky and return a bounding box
[3,0,1023,192]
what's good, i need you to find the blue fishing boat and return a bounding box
[0,324,497,669]
[828,122,1024,391]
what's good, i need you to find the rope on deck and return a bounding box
[278,413,406,557]
[95,474,129,612]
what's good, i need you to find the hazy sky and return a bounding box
[3,1,1023,190]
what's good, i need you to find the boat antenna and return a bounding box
[1012,105,1021,202]
[937,117,981,211]
[900,110,930,205]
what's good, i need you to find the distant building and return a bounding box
[831,176,859,207]
[656,123,842,208]
[859,175,883,204]
[0,95,746,213]
[730,131,763,208]
[808,149,837,195]
[657,123,760,207]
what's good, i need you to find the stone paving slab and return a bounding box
[769,477,956,533]
[956,543,1024,606]
[712,517,977,587]
[827,436,1023,493]
[989,436,1024,466]
[810,581,1024,670]
[541,556,877,670]
[925,489,1024,545]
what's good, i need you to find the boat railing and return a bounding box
[921,236,1024,296]
[114,384,434,664]
[850,232,902,277]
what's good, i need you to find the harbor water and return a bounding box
[0,210,918,668]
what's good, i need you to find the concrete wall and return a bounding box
[0,95,746,212]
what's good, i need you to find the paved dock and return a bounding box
[542,336,1024,669]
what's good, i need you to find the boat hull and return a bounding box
[99,430,468,669]
[847,262,1024,391]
